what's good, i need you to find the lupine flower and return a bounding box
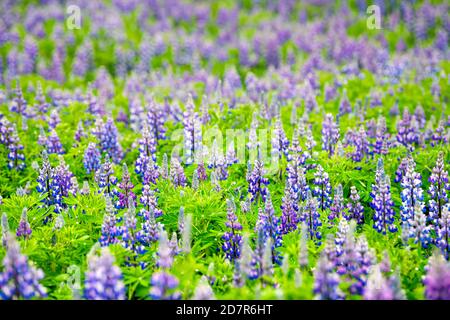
[335,219,350,258]
[208,139,228,180]
[313,250,343,300]
[261,238,274,285]
[7,124,25,170]
[396,109,419,151]
[286,156,309,201]
[139,207,162,246]
[135,123,157,176]
[400,158,424,226]
[169,156,186,187]
[255,192,283,264]
[352,235,376,295]
[51,156,75,213]
[338,89,352,115]
[394,156,409,183]
[95,155,117,196]
[280,180,299,234]
[84,246,125,300]
[1,213,9,247]
[423,251,450,300]
[140,183,162,218]
[48,109,60,129]
[192,170,199,190]
[10,82,27,115]
[83,142,101,174]
[313,165,332,211]
[409,204,433,249]
[428,152,450,222]
[16,208,31,239]
[247,158,269,202]
[271,116,289,160]
[298,223,309,268]
[321,113,340,157]
[436,206,450,260]
[363,265,395,300]
[345,186,364,224]
[115,164,136,209]
[192,276,215,300]
[183,94,202,165]
[150,229,181,300]
[329,184,345,222]
[372,173,397,234]
[431,120,447,147]
[74,121,87,143]
[122,199,145,263]
[46,129,64,154]
[374,116,389,155]
[93,117,123,163]
[142,156,159,185]
[299,191,322,243]
[100,195,121,247]
[222,199,243,262]
[160,153,169,180]
[36,150,54,207]
[0,234,47,300]
[234,235,258,284]
[196,161,208,181]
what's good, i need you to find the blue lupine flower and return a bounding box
[409,204,433,249]
[0,234,47,300]
[6,124,25,170]
[46,129,64,154]
[247,158,269,203]
[16,208,31,239]
[313,165,332,211]
[280,180,299,234]
[92,117,123,163]
[51,156,75,213]
[99,195,121,247]
[373,116,389,155]
[423,251,450,300]
[169,156,186,187]
[135,123,157,177]
[122,199,145,265]
[83,142,101,174]
[286,155,309,201]
[321,113,340,157]
[271,116,289,160]
[115,164,136,209]
[345,186,364,224]
[372,173,397,234]
[222,199,243,262]
[329,184,345,222]
[428,152,450,223]
[436,206,450,260]
[84,246,125,300]
[400,158,424,226]
[313,251,343,300]
[299,191,322,244]
[183,94,202,165]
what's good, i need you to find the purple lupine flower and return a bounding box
[93,118,123,163]
[313,165,332,211]
[6,124,25,170]
[313,250,343,300]
[150,229,181,300]
[84,246,125,300]
[423,251,450,300]
[115,164,136,209]
[345,186,364,224]
[193,276,215,300]
[74,121,87,143]
[35,82,49,116]
[169,156,186,187]
[329,184,345,222]
[99,195,121,247]
[16,208,31,239]
[0,234,47,300]
[350,126,369,162]
[122,199,145,263]
[396,109,419,151]
[409,203,433,249]
[37,126,47,146]
[428,152,450,222]
[394,156,409,183]
[372,172,397,234]
[147,101,167,141]
[247,158,269,203]
[83,142,101,174]
[280,180,299,234]
[351,235,376,295]
[36,150,54,207]
[321,113,340,157]
[9,82,27,115]
[135,123,157,177]
[222,199,243,262]
[431,120,447,147]
[271,116,289,160]
[142,154,159,185]
[374,116,389,155]
[139,207,162,246]
[48,109,60,129]
[299,191,322,244]
[160,153,169,180]
[338,89,352,115]
[208,139,228,180]
[436,206,450,260]
[196,161,208,181]
[95,155,117,196]
[140,183,162,218]
[183,94,202,165]
[286,153,309,201]
[363,265,395,300]
[255,191,283,265]
[72,41,92,78]
[400,158,424,226]
[51,156,75,213]
[46,129,64,154]
[1,213,8,247]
